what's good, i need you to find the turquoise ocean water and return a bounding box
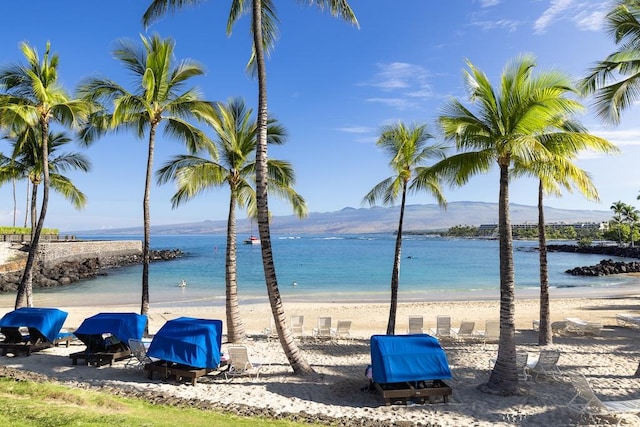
[15,233,638,309]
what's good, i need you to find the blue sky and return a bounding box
[0,0,638,232]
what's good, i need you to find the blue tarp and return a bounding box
[370,334,452,384]
[147,317,223,369]
[0,307,68,343]
[74,312,146,350]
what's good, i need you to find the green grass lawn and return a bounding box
[0,377,317,427]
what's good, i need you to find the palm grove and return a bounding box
[0,0,635,396]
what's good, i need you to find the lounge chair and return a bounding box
[225,345,264,380]
[526,349,562,380]
[430,315,454,340]
[290,315,304,339]
[407,315,424,334]
[332,320,352,342]
[0,307,70,356]
[477,320,499,346]
[452,321,476,341]
[616,313,640,329]
[312,316,333,340]
[567,373,640,425]
[565,317,603,336]
[125,338,156,369]
[262,317,278,341]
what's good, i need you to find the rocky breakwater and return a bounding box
[547,244,640,276]
[0,244,182,293]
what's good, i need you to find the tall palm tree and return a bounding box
[0,130,90,236]
[156,97,307,343]
[143,0,358,375]
[580,0,640,124]
[622,203,640,247]
[362,122,447,335]
[77,34,215,324]
[513,118,619,346]
[611,200,627,244]
[436,54,584,396]
[0,42,92,309]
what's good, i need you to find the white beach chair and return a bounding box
[224,345,265,380]
[616,313,640,329]
[313,316,333,340]
[478,320,499,347]
[407,315,424,334]
[290,315,306,340]
[526,349,562,380]
[565,317,603,336]
[430,315,454,340]
[452,320,476,341]
[489,351,530,381]
[567,373,640,425]
[332,320,352,342]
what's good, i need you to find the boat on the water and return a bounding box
[243,236,261,245]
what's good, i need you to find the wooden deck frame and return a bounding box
[374,379,452,406]
[69,349,131,367]
[144,360,216,386]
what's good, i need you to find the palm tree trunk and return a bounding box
[537,180,552,345]
[12,177,16,227]
[480,163,519,395]
[386,184,407,335]
[16,119,51,309]
[252,0,313,375]
[225,191,245,342]
[140,123,155,332]
[23,182,29,228]
[30,183,38,242]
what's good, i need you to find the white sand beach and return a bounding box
[2,291,640,426]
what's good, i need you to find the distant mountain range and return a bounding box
[72,201,612,235]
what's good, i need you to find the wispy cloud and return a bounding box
[480,0,501,7]
[534,1,608,34]
[592,128,640,147]
[471,19,520,32]
[359,62,434,110]
[336,126,374,134]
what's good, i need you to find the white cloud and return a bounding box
[480,0,501,7]
[359,62,434,110]
[471,19,520,32]
[336,126,374,134]
[534,1,608,34]
[591,128,640,146]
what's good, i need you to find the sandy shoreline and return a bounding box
[1,288,640,425]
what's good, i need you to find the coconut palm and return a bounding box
[0,41,92,309]
[436,54,586,396]
[622,203,640,247]
[513,118,619,346]
[0,129,90,237]
[611,200,627,244]
[156,97,307,343]
[362,122,447,335]
[143,0,358,375]
[580,0,640,123]
[77,34,216,323]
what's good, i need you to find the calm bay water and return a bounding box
[19,234,638,309]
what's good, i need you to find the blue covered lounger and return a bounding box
[370,334,453,405]
[0,307,72,356]
[145,317,223,385]
[70,312,147,367]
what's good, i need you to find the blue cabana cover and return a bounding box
[370,334,452,384]
[74,312,146,348]
[0,307,68,343]
[147,317,223,369]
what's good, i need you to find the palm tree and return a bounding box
[143,0,358,375]
[622,203,640,247]
[513,118,619,346]
[0,129,90,236]
[362,122,447,335]
[436,54,585,396]
[580,0,640,124]
[0,41,92,309]
[611,200,627,245]
[156,97,307,343]
[77,34,215,325]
